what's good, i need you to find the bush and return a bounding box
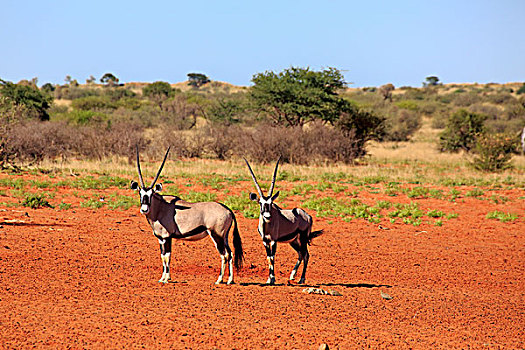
[0,79,53,120]
[142,81,173,100]
[471,133,517,172]
[54,86,101,100]
[7,120,146,163]
[382,109,421,141]
[439,109,486,152]
[22,193,52,209]
[395,100,419,111]
[515,83,525,95]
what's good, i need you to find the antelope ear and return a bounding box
[130,181,139,190]
[271,191,280,200]
[249,192,258,201]
[154,183,163,192]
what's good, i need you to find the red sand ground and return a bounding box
[0,173,524,349]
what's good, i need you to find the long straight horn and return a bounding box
[268,156,281,197]
[150,147,171,188]
[136,145,145,188]
[243,157,263,197]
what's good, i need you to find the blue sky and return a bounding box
[2,0,524,87]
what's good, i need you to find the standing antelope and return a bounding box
[244,157,323,285]
[131,147,243,284]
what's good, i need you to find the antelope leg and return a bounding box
[158,238,172,283]
[264,240,277,285]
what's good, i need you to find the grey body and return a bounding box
[132,148,243,284]
[245,157,323,285]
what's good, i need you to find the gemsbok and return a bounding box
[131,147,243,284]
[244,157,323,285]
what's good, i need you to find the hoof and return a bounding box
[298,278,305,285]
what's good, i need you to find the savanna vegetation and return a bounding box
[1,69,524,172]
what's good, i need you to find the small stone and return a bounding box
[381,290,393,300]
[318,344,329,350]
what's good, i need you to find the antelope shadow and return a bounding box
[1,221,73,228]
[239,281,392,288]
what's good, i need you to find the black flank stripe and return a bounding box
[173,225,208,239]
[277,230,299,242]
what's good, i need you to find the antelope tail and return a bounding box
[308,230,324,245]
[231,212,244,270]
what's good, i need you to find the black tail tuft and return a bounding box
[308,230,324,245]
[231,212,244,270]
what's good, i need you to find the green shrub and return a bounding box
[486,211,518,222]
[382,109,422,141]
[516,83,525,95]
[439,109,486,152]
[71,95,116,111]
[22,193,52,209]
[142,81,173,99]
[65,110,108,125]
[395,100,419,111]
[465,188,484,197]
[471,133,517,172]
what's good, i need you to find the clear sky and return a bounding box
[2,0,524,87]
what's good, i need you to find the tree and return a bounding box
[250,66,348,127]
[100,73,119,86]
[187,73,210,88]
[207,98,242,125]
[86,75,96,84]
[379,83,395,101]
[0,79,53,121]
[0,96,29,167]
[423,76,440,87]
[142,81,173,100]
[439,109,486,152]
[335,105,385,157]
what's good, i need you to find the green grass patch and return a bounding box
[405,186,430,199]
[302,197,380,223]
[22,193,53,209]
[222,192,259,219]
[315,182,347,193]
[290,183,314,196]
[0,178,26,190]
[198,176,225,190]
[183,191,217,203]
[490,195,509,204]
[486,211,518,222]
[80,197,105,209]
[465,188,484,198]
[107,194,136,210]
[56,175,129,190]
[426,209,446,218]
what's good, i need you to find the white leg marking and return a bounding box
[215,255,226,285]
[227,254,234,285]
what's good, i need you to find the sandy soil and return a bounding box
[0,173,524,349]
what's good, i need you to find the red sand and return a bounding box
[0,174,524,349]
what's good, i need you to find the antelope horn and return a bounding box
[268,156,281,197]
[243,157,263,197]
[136,145,145,188]
[150,147,171,189]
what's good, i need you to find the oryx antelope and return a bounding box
[244,157,323,285]
[131,148,243,284]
